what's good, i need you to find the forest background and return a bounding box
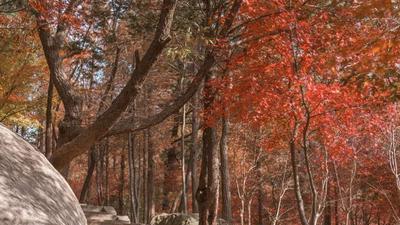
[2,1,400,225]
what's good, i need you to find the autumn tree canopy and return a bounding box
[2,0,400,225]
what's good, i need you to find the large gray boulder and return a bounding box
[0,124,87,225]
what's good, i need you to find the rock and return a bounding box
[116,215,130,223]
[0,124,87,225]
[150,213,228,225]
[81,205,117,215]
[150,213,198,225]
[82,205,130,225]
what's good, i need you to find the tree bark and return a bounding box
[137,135,142,221]
[197,71,220,225]
[190,88,200,213]
[45,76,53,159]
[128,132,139,223]
[96,145,104,205]
[289,135,309,225]
[324,182,332,225]
[105,139,110,205]
[206,126,220,225]
[258,188,265,225]
[118,148,126,214]
[79,146,97,203]
[147,129,155,222]
[143,131,148,223]
[181,102,188,213]
[220,117,232,223]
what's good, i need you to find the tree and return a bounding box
[27,0,180,170]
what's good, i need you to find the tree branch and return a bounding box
[106,52,215,136]
[51,0,178,170]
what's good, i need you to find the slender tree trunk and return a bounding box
[118,149,125,214]
[240,198,245,225]
[220,117,232,223]
[181,103,188,213]
[197,127,214,225]
[163,113,180,211]
[97,145,105,205]
[190,88,200,213]
[289,138,309,225]
[143,131,148,223]
[258,188,265,225]
[38,127,45,154]
[248,198,253,225]
[171,190,183,213]
[105,139,110,205]
[324,182,332,225]
[128,132,139,223]
[255,135,265,225]
[137,135,142,221]
[335,184,339,225]
[179,157,193,212]
[147,129,155,221]
[80,146,97,203]
[45,76,53,159]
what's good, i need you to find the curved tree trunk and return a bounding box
[79,146,97,203]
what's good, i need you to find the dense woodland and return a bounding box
[3,0,400,224]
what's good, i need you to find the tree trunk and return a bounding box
[255,135,265,225]
[258,188,264,225]
[197,127,215,225]
[118,148,125,214]
[147,129,155,222]
[96,144,105,205]
[35,0,178,171]
[163,111,180,211]
[105,139,110,205]
[128,132,139,223]
[220,117,232,223]
[197,72,220,225]
[324,181,332,225]
[335,184,339,225]
[137,135,142,221]
[80,146,97,203]
[248,198,253,225]
[289,138,309,225]
[190,88,200,213]
[181,103,188,213]
[143,130,149,223]
[45,76,53,159]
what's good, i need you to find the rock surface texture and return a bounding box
[82,204,131,225]
[150,213,198,225]
[150,213,227,225]
[0,124,87,225]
